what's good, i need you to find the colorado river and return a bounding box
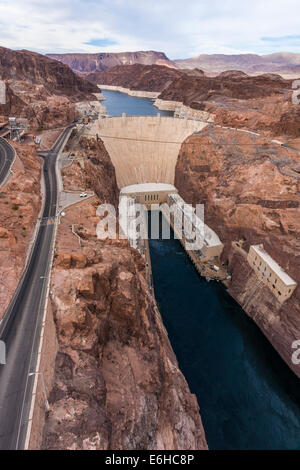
[102,89,300,450]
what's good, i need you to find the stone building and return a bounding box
[247,244,297,302]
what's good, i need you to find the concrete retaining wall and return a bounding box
[154,99,214,122]
[27,302,58,449]
[154,99,182,111]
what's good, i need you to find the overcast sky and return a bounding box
[0,0,299,58]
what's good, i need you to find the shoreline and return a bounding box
[98,84,160,99]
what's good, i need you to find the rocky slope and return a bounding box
[48,51,176,74]
[0,142,42,317]
[157,71,299,137]
[273,106,300,138]
[89,63,292,102]
[175,52,300,77]
[87,64,186,91]
[207,91,300,139]
[0,81,79,129]
[175,126,300,377]
[62,135,120,208]
[158,70,291,103]
[0,47,98,98]
[42,135,207,450]
[92,64,299,138]
[0,46,99,129]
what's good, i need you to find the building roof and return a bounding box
[121,183,176,194]
[168,193,222,248]
[251,245,296,286]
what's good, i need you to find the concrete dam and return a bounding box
[96,115,207,187]
[94,113,297,299]
[93,114,229,282]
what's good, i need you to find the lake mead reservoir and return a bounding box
[102,89,173,117]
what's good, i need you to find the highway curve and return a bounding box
[0,137,14,186]
[0,126,73,449]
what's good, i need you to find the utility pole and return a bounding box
[8,117,29,142]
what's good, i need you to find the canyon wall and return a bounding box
[42,135,208,450]
[0,47,98,99]
[62,135,120,208]
[158,70,291,103]
[88,64,184,90]
[175,126,300,377]
[0,46,99,129]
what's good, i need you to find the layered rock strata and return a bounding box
[175,127,300,377]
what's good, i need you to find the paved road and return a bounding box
[0,125,73,449]
[0,137,14,186]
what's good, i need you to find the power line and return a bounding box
[92,133,291,147]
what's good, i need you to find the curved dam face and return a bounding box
[97,116,207,188]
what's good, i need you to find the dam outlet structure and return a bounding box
[118,185,228,282]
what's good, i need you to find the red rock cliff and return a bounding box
[175,127,300,377]
[42,137,207,450]
[87,64,185,91]
[0,47,98,98]
[0,46,99,129]
[0,142,42,317]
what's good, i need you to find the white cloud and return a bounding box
[0,0,299,57]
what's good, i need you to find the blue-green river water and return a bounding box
[102,89,300,450]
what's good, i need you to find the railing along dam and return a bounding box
[97,115,207,187]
